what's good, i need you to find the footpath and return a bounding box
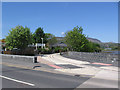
[38,53,119,88]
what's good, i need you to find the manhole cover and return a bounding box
[55,64,83,69]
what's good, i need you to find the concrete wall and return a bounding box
[0,54,37,63]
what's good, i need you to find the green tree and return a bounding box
[45,33,57,48]
[85,42,101,52]
[64,26,89,52]
[33,27,47,44]
[64,26,101,52]
[5,25,32,50]
[0,39,6,50]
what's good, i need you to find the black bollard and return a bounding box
[33,56,38,63]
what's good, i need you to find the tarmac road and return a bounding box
[1,65,90,89]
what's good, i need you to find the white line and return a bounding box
[0,75,35,86]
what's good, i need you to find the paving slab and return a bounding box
[55,67,101,76]
[76,70,118,88]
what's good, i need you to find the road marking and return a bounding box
[0,75,35,86]
[92,62,112,66]
[48,64,63,69]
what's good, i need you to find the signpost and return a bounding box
[41,38,43,49]
[28,37,45,51]
[32,43,45,50]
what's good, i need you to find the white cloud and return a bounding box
[61,32,65,36]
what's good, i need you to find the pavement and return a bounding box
[39,53,119,88]
[62,52,118,67]
[77,70,118,88]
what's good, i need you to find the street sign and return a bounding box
[37,43,45,46]
[28,43,45,47]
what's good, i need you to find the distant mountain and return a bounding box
[100,42,118,49]
[86,37,102,44]
[55,37,118,49]
[55,37,102,43]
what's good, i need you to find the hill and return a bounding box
[87,37,102,44]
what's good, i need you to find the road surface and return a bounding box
[1,65,90,89]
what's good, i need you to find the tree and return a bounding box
[83,41,101,52]
[64,26,89,51]
[64,26,101,52]
[5,25,32,50]
[0,39,6,50]
[33,27,47,44]
[45,33,57,48]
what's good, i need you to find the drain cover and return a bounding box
[33,66,41,69]
[74,75,80,77]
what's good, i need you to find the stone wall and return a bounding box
[62,51,118,65]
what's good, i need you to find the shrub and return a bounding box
[61,47,67,52]
[54,47,61,53]
[40,48,53,54]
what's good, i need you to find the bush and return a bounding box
[54,47,61,53]
[23,47,35,56]
[38,48,42,52]
[38,47,68,54]
[61,47,67,52]
[53,47,68,53]
[11,47,35,56]
[39,48,53,54]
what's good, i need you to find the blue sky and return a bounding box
[2,2,118,43]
